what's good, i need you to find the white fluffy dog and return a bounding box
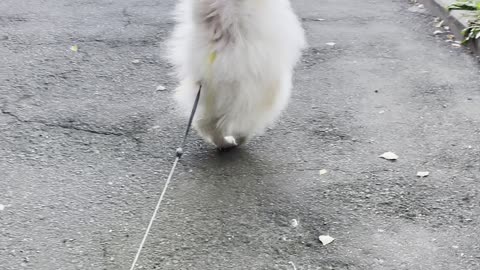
[166,0,306,149]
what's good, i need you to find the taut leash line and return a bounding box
[179,84,202,155]
[129,84,202,270]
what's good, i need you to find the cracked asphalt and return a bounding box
[1,0,480,269]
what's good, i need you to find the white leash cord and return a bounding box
[129,84,202,270]
[129,157,179,270]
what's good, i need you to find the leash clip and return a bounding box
[175,147,184,158]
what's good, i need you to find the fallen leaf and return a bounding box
[433,30,443,35]
[319,235,335,246]
[452,43,462,48]
[435,20,444,28]
[443,26,450,31]
[70,45,78,52]
[319,169,328,175]
[325,42,336,47]
[446,34,455,40]
[156,85,166,91]
[379,152,399,161]
[417,171,430,177]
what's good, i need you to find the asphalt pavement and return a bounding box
[1,0,479,269]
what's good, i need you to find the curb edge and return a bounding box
[419,0,480,55]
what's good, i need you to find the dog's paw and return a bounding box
[224,136,237,146]
[216,136,238,151]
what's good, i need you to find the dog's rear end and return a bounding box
[166,0,306,149]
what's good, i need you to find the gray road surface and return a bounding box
[1,0,480,269]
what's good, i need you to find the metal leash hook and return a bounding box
[129,84,202,270]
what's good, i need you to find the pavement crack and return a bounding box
[44,123,124,137]
[1,108,24,122]
[1,108,124,137]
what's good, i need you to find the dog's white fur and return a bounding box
[166,0,306,148]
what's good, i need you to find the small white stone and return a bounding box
[156,85,166,91]
[319,169,328,175]
[379,152,399,160]
[0,204,4,211]
[417,171,430,178]
[326,42,336,47]
[319,235,335,245]
[290,219,299,228]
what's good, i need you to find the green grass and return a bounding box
[448,0,480,44]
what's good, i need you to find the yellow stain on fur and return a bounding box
[208,51,217,65]
[206,51,217,80]
[205,51,218,115]
[263,81,279,109]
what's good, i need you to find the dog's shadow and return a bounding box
[186,144,269,177]
[179,143,276,204]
